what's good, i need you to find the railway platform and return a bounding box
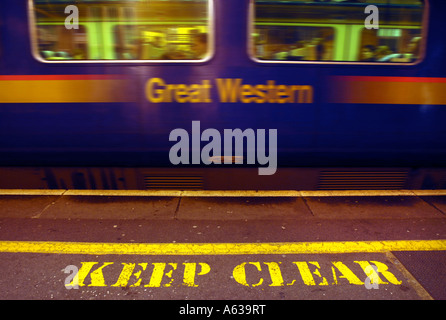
[0,189,445,303]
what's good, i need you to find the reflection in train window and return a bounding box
[250,0,426,63]
[31,0,212,62]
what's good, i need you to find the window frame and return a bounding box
[247,0,429,66]
[28,0,215,64]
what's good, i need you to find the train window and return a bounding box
[250,0,426,64]
[29,0,213,62]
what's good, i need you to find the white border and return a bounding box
[28,0,215,64]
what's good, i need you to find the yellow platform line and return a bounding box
[1,240,445,256]
[1,189,446,197]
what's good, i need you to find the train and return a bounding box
[0,0,445,190]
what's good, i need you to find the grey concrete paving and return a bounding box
[177,196,312,220]
[303,196,444,219]
[0,195,59,218]
[1,193,445,220]
[40,196,179,219]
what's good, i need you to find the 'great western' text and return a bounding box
[146,78,313,104]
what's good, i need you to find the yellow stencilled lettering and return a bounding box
[183,262,211,287]
[74,262,113,287]
[67,259,405,289]
[146,263,178,287]
[76,261,212,288]
[232,262,264,287]
[111,263,135,287]
[263,262,285,286]
[293,262,328,286]
[146,78,212,103]
[355,261,402,285]
[111,263,148,287]
[331,261,364,285]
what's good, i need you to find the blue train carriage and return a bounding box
[0,0,445,190]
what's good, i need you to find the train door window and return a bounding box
[249,0,426,64]
[29,0,213,62]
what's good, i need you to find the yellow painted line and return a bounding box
[1,189,446,197]
[299,190,417,197]
[0,240,445,256]
[0,189,66,196]
[412,190,446,196]
[65,190,184,197]
[181,190,301,197]
[0,189,300,197]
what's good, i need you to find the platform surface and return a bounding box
[0,189,445,303]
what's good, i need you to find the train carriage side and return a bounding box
[0,0,445,190]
